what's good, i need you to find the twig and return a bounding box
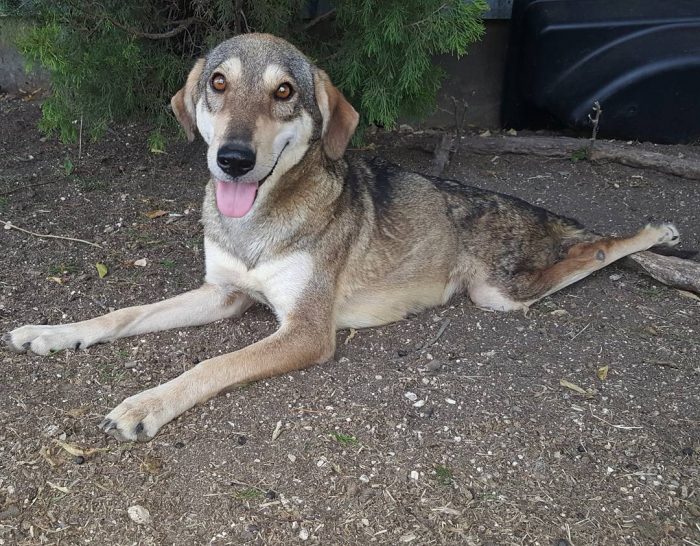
[78,115,83,161]
[303,8,336,31]
[569,322,590,341]
[0,180,58,197]
[590,410,643,430]
[587,100,602,153]
[421,318,451,349]
[1,220,102,248]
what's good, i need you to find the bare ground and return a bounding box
[1,96,699,546]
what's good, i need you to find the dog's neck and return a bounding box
[201,142,346,267]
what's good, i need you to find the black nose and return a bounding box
[217,144,256,177]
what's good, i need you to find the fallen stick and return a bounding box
[1,219,102,249]
[625,251,700,294]
[458,134,700,181]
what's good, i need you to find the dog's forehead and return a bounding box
[205,34,312,84]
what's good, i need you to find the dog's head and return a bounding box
[171,33,359,218]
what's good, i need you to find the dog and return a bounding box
[3,33,681,442]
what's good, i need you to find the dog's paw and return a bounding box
[100,386,173,442]
[3,324,86,355]
[645,222,680,247]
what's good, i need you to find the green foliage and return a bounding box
[330,431,359,445]
[570,147,589,162]
[6,0,486,146]
[434,464,453,486]
[62,156,74,175]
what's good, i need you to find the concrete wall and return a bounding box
[0,19,49,94]
[420,20,510,130]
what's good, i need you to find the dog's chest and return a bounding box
[204,237,313,318]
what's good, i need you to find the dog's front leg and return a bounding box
[99,307,336,441]
[3,283,253,355]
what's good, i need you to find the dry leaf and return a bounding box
[65,407,88,418]
[344,328,357,345]
[675,289,700,301]
[95,263,108,278]
[54,439,108,458]
[40,446,59,467]
[140,455,163,474]
[559,379,587,395]
[597,365,609,381]
[47,276,63,285]
[144,209,168,219]
[47,481,71,494]
[271,420,283,441]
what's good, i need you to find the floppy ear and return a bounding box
[171,58,205,142]
[314,69,359,160]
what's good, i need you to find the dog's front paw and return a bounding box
[3,324,86,355]
[645,222,680,247]
[100,385,174,442]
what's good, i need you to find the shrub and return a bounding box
[4,0,487,146]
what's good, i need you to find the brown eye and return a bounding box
[211,73,226,92]
[274,83,293,100]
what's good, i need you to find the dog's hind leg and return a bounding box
[518,223,680,305]
[469,223,680,312]
[3,284,253,355]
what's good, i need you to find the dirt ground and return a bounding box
[1,95,699,546]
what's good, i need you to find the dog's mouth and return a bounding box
[214,143,288,218]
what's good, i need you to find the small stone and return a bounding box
[127,505,151,525]
[426,360,442,372]
[345,481,359,497]
[287,454,297,463]
[73,455,86,465]
[237,435,247,445]
[404,392,418,402]
[413,400,425,408]
[124,361,137,369]
[265,490,276,500]
[299,528,310,541]
[681,447,694,456]
[174,441,185,449]
[409,470,419,481]
[397,349,408,357]
[445,398,456,405]
[577,445,586,453]
[556,540,570,546]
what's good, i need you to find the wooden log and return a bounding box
[626,251,700,294]
[459,135,700,181]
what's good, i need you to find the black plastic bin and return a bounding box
[502,0,700,144]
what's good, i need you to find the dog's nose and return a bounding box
[216,144,256,177]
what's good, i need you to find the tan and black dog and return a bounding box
[3,34,681,441]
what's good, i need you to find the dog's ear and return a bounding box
[171,58,205,142]
[314,69,359,160]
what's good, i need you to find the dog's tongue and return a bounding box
[215,180,258,218]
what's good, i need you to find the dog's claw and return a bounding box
[99,418,116,432]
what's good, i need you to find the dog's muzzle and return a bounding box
[217,144,256,178]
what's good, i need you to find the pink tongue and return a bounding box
[215,180,258,217]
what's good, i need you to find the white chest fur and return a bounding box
[204,237,313,320]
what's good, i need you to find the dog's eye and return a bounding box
[274,83,293,100]
[211,73,226,92]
